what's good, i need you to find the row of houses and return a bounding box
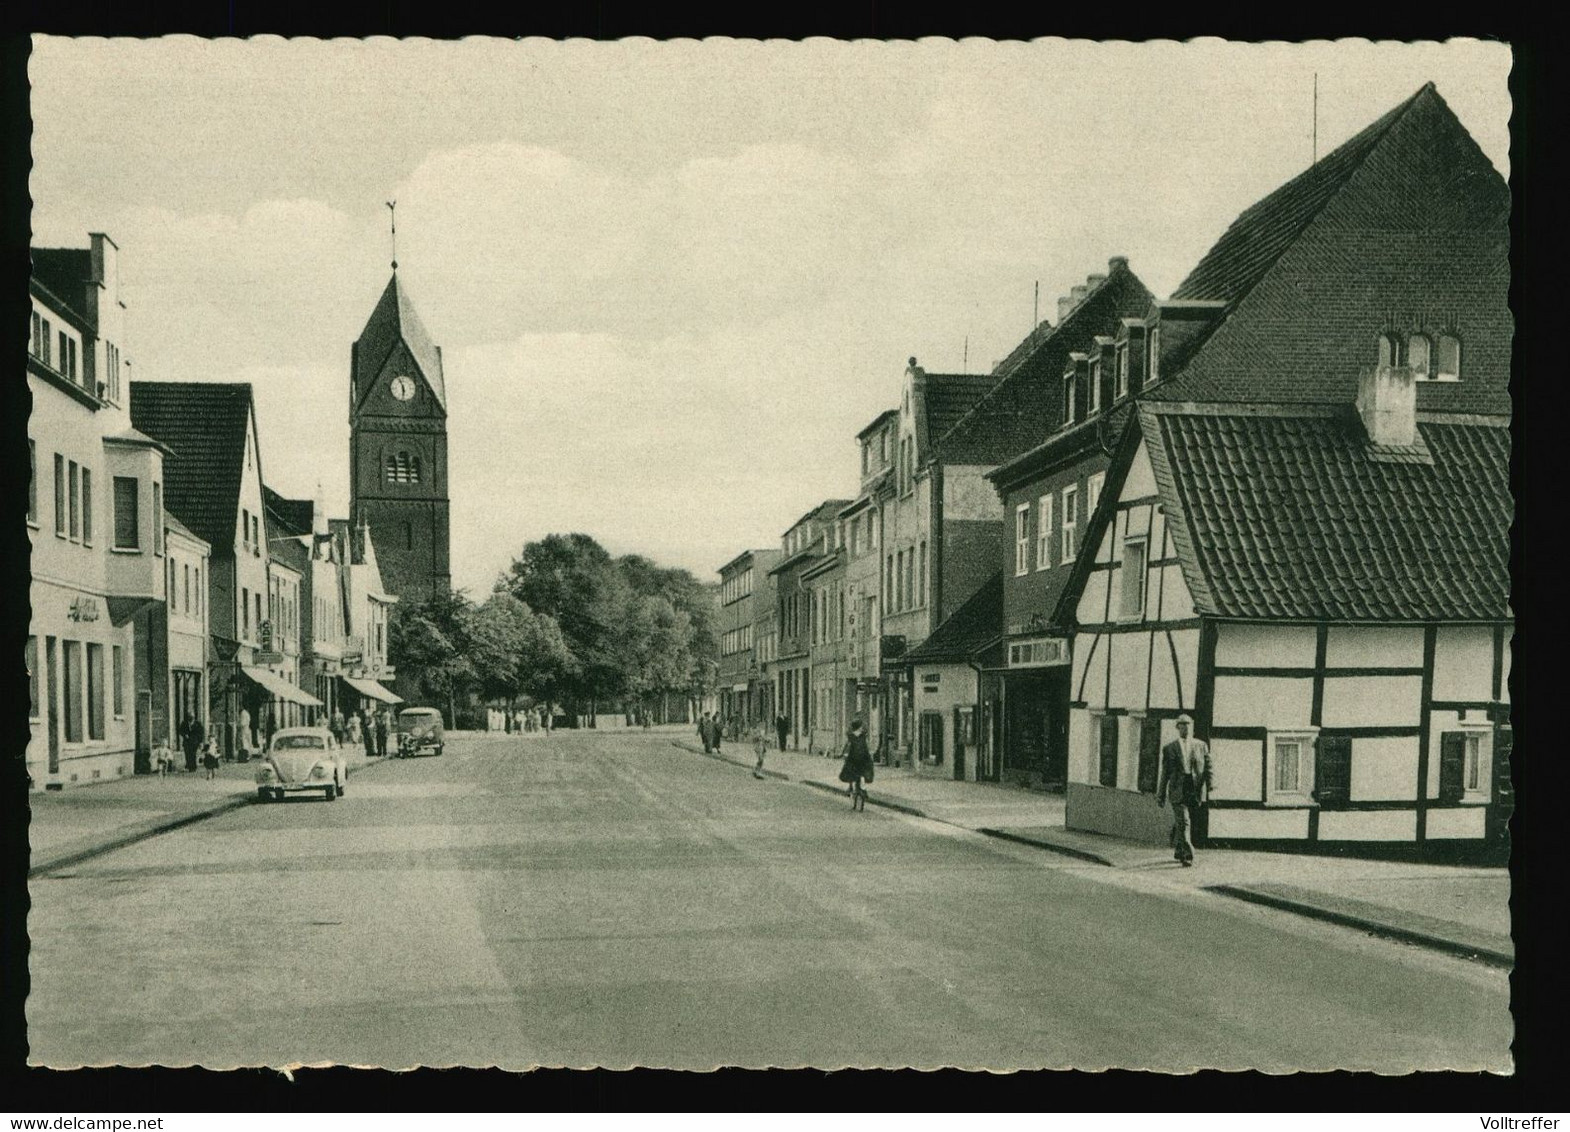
[27,234,403,789]
[712,82,1513,851]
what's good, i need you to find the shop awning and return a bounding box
[341,676,403,705]
[240,665,323,707]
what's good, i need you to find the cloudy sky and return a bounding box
[29,37,1511,595]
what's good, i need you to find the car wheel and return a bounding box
[324,785,336,801]
[337,778,345,797]
[256,787,271,802]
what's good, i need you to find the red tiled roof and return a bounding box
[1141,402,1511,622]
[129,382,255,553]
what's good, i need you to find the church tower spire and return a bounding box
[347,230,451,605]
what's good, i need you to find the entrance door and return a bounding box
[978,695,1002,782]
[952,705,973,781]
[919,711,944,767]
[45,636,60,777]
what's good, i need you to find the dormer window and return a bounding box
[1063,369,1077,424]
[1148,325,1161,384]
[1089,358,1103,414]
[1437,333,1462,382]
[1408,333,1432,380]
[1114,343,1128,400]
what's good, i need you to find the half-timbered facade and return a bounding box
[1058,379,1511,851]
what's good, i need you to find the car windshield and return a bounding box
[273,734,327,751]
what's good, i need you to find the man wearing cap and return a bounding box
[1156,713,1212,866]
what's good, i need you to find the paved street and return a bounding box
[28,732,1510,1072]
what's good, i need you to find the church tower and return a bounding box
[348,271,451,603]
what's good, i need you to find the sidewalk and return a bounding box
[672,737,1513,967]
[28,743,389,877]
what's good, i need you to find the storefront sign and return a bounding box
[340,636,364,665]
[258,619,274,652]
[68,597,100,622]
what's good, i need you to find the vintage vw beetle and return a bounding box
[255,726,346,801]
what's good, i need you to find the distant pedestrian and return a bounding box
[711,715,723,753]
[838,717,874,811]
[201,740,220,780]
[376,710,389,758]
[752,720,768,779]
[346,711,362,747]
[330,709,345,744]
[236,707,252,761]
[152,740,172,777]
[699,712,713,753]
[1156,713,1212,867]
[181,713,204,773]
[361,710,375,756]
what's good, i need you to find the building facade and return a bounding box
[27,233,161,788]
[768,501,848,750]
[804,541,849,754]
[716,549,780,734]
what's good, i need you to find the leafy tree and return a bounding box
[388,588,476,726]
[466,591,576,709]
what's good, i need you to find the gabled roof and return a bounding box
[129,382,256,552]
[353,274,446,410]
[162,512,209,551]
[919,372,996,451]
[1170,88,1422,306]
[856,408,898,440]
[30,248,93,326]
[903,571,1003,664]
[1148,83,1511,414]
[263,486,315,537]
[931,262,1154,466]
[1129,402,1510,623]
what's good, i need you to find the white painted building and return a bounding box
[27,233,165,789]
[1058,372,1511,851]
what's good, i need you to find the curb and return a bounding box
[669,738,944,819]
[29,752,397,878]
[1206,883,1514,968]
[976,827,1115,866]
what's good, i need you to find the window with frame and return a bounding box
[918,540,927,606]
[113,477,139,550]
[62,640,82,743]
[1120,536,1148,619]
[1148,325,1161,383]
[252,514,260,556]
[1114,343,1129,399]
[152,484,162,554]
[54,454,65,536]
[81,468,92,545]
[1060,485,1078,564]
[1063,369,1077,424]
[41,318,52,366]
[68,461,79,540]
[1036,495,1052,570]
[28,441,37,525]
[241,508,251,550]
[112,645,124,717]
[86,642,105,740]
[386,450,423,484]
[1409,333,1433,380]
[30,311,41,358]
[1087,472,1104,519]
[1439,727,1492,803]
[183,563,191,614]
[242,587,250,635]
[1089,359,1102,413]
[1437,334,1462,381]
[1266,727,1319,805]
[1137,717,1162,793]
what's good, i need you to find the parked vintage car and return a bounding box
[396,707,445,757]
[255,726,346,802]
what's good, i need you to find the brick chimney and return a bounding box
[1070,284,1088,306]
[1356,363,1418,447]
[1108,255,1129,273]
[1086,272,1108,290]
[1058,295,1075,323]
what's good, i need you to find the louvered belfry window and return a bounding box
[386,450,422,484]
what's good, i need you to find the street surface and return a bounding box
[28,732,1510,1071]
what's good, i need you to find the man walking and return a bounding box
[375,709,389,758]
[775,712,790,755]
[1156,713,1212,866]
[752,719,769,779]
[698,712,713,753]
[181,713,204,773]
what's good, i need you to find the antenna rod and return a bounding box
[1312,73,1318,164]
[964,335,969,372]
[386,199,398,270]
[1033,280,1040,338]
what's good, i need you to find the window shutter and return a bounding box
[1138,718,1161,793]
[1438,732,1467,804]
[1098,716,1119,787]
[1314,735,1352,809]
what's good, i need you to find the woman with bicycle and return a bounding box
[838,717,875,811]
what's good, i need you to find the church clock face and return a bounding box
[390,374,417,401]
